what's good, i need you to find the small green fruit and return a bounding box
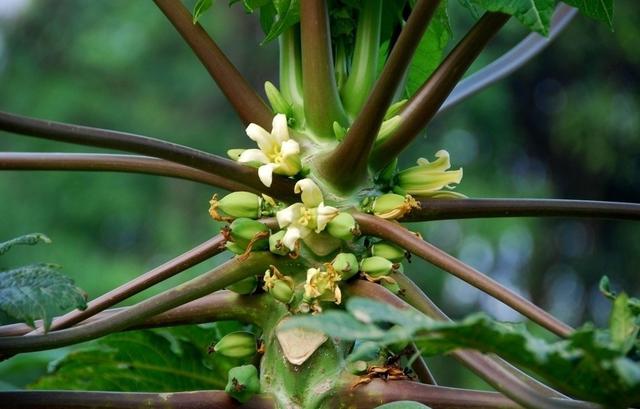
[213,331,257,358]
[326,212,359,241]
[226,276,258,295]
[270,279,294,304]
[268,230,289,256]
[360,256,394,278]
[229,218,269,250]
[217,192,261,219]
[371,242,406,263]
[225,364,260,403]
[331,253,359,280]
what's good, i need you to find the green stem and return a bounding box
[28,235,227,334]
[0,291,269,337]
[0,390,275,409]
[153,0,273,129]
[300,0,348,138]
[316,0,442,192]
[340,0,382,118]
[370,12,510,170]
[0,152,259,193]
[0,111,298,201]
[278,25,304,116]
[402,198,640,222]
[0,252,278,355]
[354,212,573,338]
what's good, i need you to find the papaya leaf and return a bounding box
[288,297,640,407]
[193,0,214,24]
[262,0,301,43]
[0,264,87,332]
[562,0,614,28]
[0,233,51,256]
[30,325,250,391]
[600,275,640,314]
[610,293,639,354]
[405,0,452,98]
[464,0,555,35]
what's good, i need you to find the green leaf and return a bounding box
[405,0,452,97]
[290,297,640,407]
[31,325,249,391]
[193,0,214,24]
[0,233,51,256]
[0,264,87,331]
[466,0,555,35]
[599,275,640,315]
[562,0,614,28]
[262,0,301,43]
[375,402,432,409]
[610,293,639,354]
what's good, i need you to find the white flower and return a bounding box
[395,150,463,197]
[276,179,338,251]
[237,114,302,187]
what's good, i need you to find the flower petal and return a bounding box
[238,149,269,164]
[271,113,290,143]
[276,203,304,228]
[258,163,277,187]
[315,203,338,232]
[294,178,323,208]
[246,123,276,153]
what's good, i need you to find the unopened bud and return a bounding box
[331,253,359,281]
[371,242,406,263]
[372,193,419,220]
[217,192,261,219]
[333,121,347,141]
[263,266,295,305]
[229,218,269,250]
[268,230,289,256]
[384,99,407,121]
[265,81,293,117]
[360,256,395,278]
[227,149,245,161]
[270,279,295,304]
[225,364,260,403]
[213,331,257,358]
[326,212,359,241]
[376,115,402,143]
[226,276,258,295]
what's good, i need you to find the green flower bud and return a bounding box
[270,279,295,304]
[225,364,260,403]
[225,241,245,255]
[229,218,269,250]
[384,99,407,121]
[226,276,258,295]
[394,150,463,197]
[331,253,359,281]
[264,81,293,117]
[268,230,289,256]
[217,192,261,219]
[381,279,401,295]
[333,121,347,141]
[347,360,368,375]
[372,193,419,220]
[376,115,402,143]
[213,331,257,358]
[227,149,245,161]
[371,242,406,263]
[360,256,394,278]
[326,212,359,241]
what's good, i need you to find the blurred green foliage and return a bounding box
[0,0,638,392]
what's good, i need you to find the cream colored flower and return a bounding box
[303,267,342,307]
[237,114,302,187]
[276,179,338,251]
[395,150,464,197]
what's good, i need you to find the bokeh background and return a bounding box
[0,0,638,391]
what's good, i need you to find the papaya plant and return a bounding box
[0,0,638,408]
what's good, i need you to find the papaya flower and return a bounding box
[276,179,338,251]
[394,150,464,197]
[303,266,342,313]
[237,114,302,187]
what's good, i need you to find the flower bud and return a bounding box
[360,256,394,278]
[225,241,245,255]
[213,331,257,358]
[381,279,401,295]
[331,253,359,281]
[227,149,245,161]
[376,115,402,143]
[226,276,258,295]
[372,193,419,220]
[263,266,295,305]
[326,212,359,241]
[268,230,289,256]
[225,364,260,403]
[371,242,406,263]
[384,99,407,121]
[347,360,368,375]
[394,150,463,197]
[264,81,293,117]
[229,218,269,250]
[333,121,347,140]
[217,192,262,219]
